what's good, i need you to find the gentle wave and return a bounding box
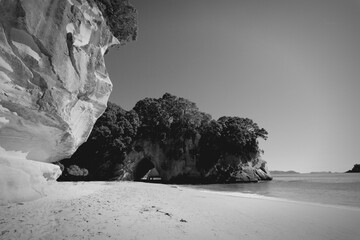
[184,173,360,209]
[196,188,360,211]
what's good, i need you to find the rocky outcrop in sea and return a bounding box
[346,164,360,173]
[118,138,272,183]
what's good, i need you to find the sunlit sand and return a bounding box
[1,181,360,240]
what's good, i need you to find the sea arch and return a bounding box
[132,156,158,180]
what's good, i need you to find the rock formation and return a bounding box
[57,94,272,183]
[0,0,120,204]
[117,138,272,183]
[346,164,360,173]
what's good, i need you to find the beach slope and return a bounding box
[1,182,360,240]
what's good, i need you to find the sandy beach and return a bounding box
[1,181,360,240]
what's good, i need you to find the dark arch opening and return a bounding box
[133,157,156,181]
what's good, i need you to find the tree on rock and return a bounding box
[58,102,139,180]
[217,116,268,156]
[58,94,269,183]
[134,93,211,142]
[93,0,138,44]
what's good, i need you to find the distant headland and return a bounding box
[270,170,300,174]
[346,164,360,173]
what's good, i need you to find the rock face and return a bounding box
[0,0,119,203]
[118,138,272,183]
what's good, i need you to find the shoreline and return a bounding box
[1,181,360,240]
[190,187,360,211]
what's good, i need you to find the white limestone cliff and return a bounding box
[0,0,119,204]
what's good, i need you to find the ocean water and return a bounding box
[188,173,360,208]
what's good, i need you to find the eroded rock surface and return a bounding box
[118,139,272,183]
[0,0,119,203]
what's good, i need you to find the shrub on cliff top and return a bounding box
[92,0,138,44]
[217,116,268,155]
[197,116,268,171]
[133,93,211,142]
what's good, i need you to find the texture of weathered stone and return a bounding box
[0,0,119,203]
[118,138,272,183]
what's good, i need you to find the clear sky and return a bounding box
[105,0,360,173]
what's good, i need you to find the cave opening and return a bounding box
[133,157,161,181]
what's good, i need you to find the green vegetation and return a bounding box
[217,116,267,155]
[58,102,139,180]
[58,93,268,181]
[92,0,138,44]
[197,115,267,172]
[133,93,211,161]
[134,93,211,142]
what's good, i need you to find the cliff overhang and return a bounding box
[0,0,136,204]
